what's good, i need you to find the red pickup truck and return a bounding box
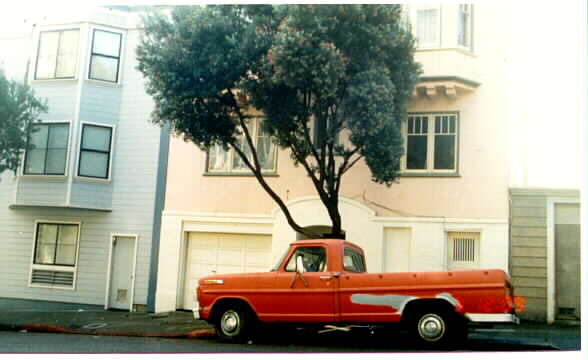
[196,238,519,347]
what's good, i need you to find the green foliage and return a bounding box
[0,70,47,174]
[136,5,421,235]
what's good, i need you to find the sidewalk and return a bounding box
[0,298,214,339]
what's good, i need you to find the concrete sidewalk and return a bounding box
[0,298,214,339]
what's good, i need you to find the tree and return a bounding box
[0,69,47,175]
[137,5,421,238]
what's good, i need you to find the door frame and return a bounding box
[546,199,580,323]
[104,233,139,311]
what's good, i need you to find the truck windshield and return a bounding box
[270,246,291,271]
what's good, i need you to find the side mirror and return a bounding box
[296,255,305,274]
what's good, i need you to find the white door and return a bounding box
[109,236,135,310]
[384,228,412,272]
[181,232,272,310]
[555,203,581,319]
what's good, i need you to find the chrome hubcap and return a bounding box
[418,314,445,341]
[220,310,240,335]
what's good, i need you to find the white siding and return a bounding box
[0,13,163,308]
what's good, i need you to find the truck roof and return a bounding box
[290,238,363,251]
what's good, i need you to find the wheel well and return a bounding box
[401,298,457,323]
[210,298,256,323]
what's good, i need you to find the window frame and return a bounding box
[205,117,278,175]
[401,111,460,176]
[87,27,124,84]
[76,122,115,181]
[28,220,81,290]
[22,121,71,177]
[457,4,474,51]
[283,246,328,273]
[414,4,442,49]
[34,28,81,81]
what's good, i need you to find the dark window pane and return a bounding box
[415,118,421,133]
[407,135,427,169]
[35,224,58,264]
[450,116,456,133]
[442,116,448,133]
[422,117,428,133]
[435,116,441,133]
[408,118,414,134]
[434,135,456,169]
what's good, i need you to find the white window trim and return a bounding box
[104,233,139,312]
[20,120,73,178]
[28,220,82,290]
[75,121,116,182]
[86,25,126,86]
[413,4,442,49]
[206,118,278,174]
[401,112,459,175]
[546,198,580,324]
[456,4,474,52]
[446,231,481,270]
[32,26,83,82]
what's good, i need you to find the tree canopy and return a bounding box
[0,70,47,175]
[137,4,421,237]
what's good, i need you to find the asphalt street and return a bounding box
[0,328,572,354]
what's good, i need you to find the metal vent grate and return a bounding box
[453,237,476,262]
[31,269,74,287]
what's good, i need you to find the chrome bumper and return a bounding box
[465,313,520,324]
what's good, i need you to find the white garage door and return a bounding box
[181,232,272,310]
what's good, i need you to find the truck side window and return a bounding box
[285,247,326,272]
[343,247,366,273]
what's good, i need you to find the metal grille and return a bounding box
[453,237,476,262]
[31,269,74,287]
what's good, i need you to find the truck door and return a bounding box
[272,245,337,322]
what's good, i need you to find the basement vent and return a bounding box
[31,269,74,287]
[453,237,476,262]
[448,232,480,270]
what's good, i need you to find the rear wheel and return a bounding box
[406,308,466,348]
[215,305,252,342]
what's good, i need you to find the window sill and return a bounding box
[416,47,476,58]
[29,283,75,290]
[203,172,279,178]
[74,176,112,184]
[400,172,461,178]
[85,78,122,87]
[32,78,78,84]
[18,174,68,181]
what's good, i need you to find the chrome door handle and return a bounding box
[320,273,340,281]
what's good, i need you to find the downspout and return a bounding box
[147,123,170,313]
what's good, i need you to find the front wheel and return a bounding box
[215,306,251,342]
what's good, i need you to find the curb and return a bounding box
[10,323,216,339]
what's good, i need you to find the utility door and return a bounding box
[555,203,581,319]
[108,236,136,310]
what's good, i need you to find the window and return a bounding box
[30,222,80,288]
[403,112,458,174]
[24,123,70,175]
[89,29,122,82]
[447,232,480,270]
[35,29,80,80]
[285,247,327,272]
[458,4,473,50]
[343,247,366,273]
[78,124,113,179]
[207,118,276,173]
[416,6,440,48]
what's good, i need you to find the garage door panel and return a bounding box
[246,237,272,249]
[245,265,270,273]
[217,249,243,265]
[182,232,272,310]
[245,250,272,266]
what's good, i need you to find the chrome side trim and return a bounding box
[465,313,520,324]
